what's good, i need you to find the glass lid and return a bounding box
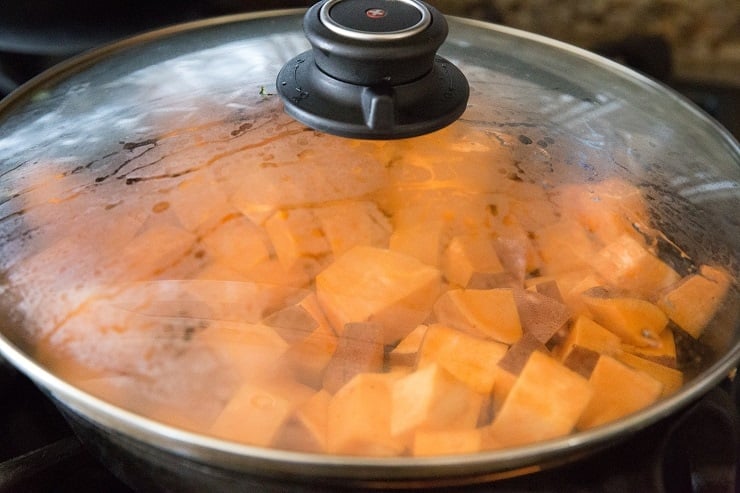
[0,2,737,473]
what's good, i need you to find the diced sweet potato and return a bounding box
[391,363,482,442]
[314,201,391,256]
[513,289,571,344]
[280,320,338,389]
[388,222,444,267]
[533,279,565,302]
[561,346,601,379]
[265,208,331,270]
[273,389,331,453]
[327,373,404,456]
[169,170,234,233]
[441,234,504,287]
[263,293,324,344]
[322,322,384,394]
[577,355,663,430]
[490,368,517,414]
[486,352,593,447]
[581,287,668,347]
[552,178,650,245]
[388,324,428,368]
[616,352,683,397]
[413,428,484,456]
[590,234,680,298]
[316,246,441,344]
[210,382,294,446]
[622,329,677,368]
[657,265,733,338]
[433,288,522,344]
[418,324,508,394]
[200,215,270,275]
[497,333,549,375]
[197,321,289,380]
[554,316,622,362]
[535,219,598,275]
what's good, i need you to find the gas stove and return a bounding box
[0,5,738,493]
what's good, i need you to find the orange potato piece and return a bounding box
[314,201,391,256]
[210,382,294,446]
[264,208,331,270]
[327,373,404,456]
[513,289,571,344]
[554,316,622,362]
[273,389,331,453]
[577,355,663,430]
[322,322,384,394]
[200,215,270,275]
[616,352,683,397]
[490,367,517,414]
[433,288,522,344]
[441,234,504,287]
[388,324,428,368]
[657,265,733,338]
[388,222,444,267]
[413,428,484,457]
[391,363,482,441]
[281,320,338,389]
[590,234,680,298]
[535,219,599,275]
[197,321,289,381]
[552,178,650,245]
[497,333,549,375]
[418,324,508,394]
[581,288,668,347]
[316,246,441,344]
[622,329,677,368]
[486,352,592,447]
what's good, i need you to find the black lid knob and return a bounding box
[276,0,469,140]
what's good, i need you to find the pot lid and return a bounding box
[0,2,738,480]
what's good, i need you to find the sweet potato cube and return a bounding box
[197,321,289,380]
[263,292,328,344]
[497,333,549,375]
[316,246,441,344]
[533,279,565,302]
[273,389,331,453]
[552,178,650,245]
[413,428,483,456]
[441,234,504,287]
[314,201,391,256]
[388,222,444,267]
[535,220,598,275]
[433,288,522,344]
[577,355,663,430]
[590,234,680,298]
[322,322,384,394]
[513,289,571,344]
[555,316,622,362]
[388,324,428,368]
[622,329,677,368]
[561,346,601,379]
[264,208,331,270]
[210,382,293,446]
[657,265,733,339]
[581,288,668,347]
[616,352,683,397]
[281,320,338,389]
[486,352,592,447]
[391,363,482,441]
[490,368,517,413]
[327,373,404,456]
[418,324,508,394]
[200,215,270,275]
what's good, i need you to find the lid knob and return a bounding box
[276,0,469,140]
